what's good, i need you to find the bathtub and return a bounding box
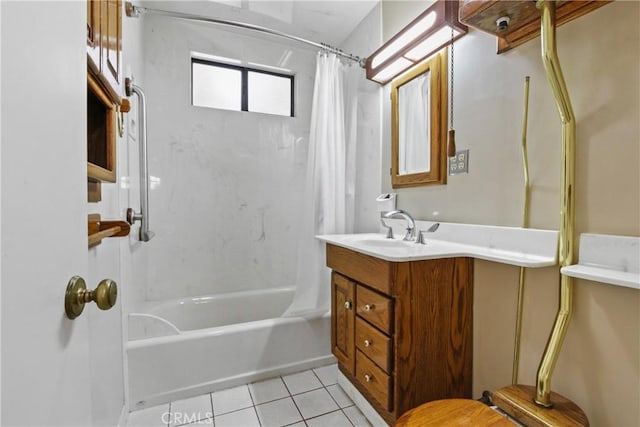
[126,287,334,409]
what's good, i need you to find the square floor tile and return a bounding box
[249,377,290,405]
[127,404,170,427]
[170,394,213,427]
[255,397,302,427]
[181,419,213,426]
[212,385,254,416]
[282,370,323,395]
[313,364,339,386]
[306,410,352,427]
[343,405,372,426]
[214,407,260,427]
[292,388,339,419]
[326,384,353,408]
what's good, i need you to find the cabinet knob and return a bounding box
[344,301,352,310]
[364,374,372,383]
[364,339,371,347]
[364,304,374,312]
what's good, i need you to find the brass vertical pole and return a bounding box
[512,76,530,385]
[535,0,576,408]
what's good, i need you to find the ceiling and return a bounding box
[141,0,380,47]
[237,1,381,46]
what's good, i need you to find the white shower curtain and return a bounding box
[285,53,358,317]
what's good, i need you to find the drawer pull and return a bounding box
[364,374,373,382]
[344,301,352,310]
[364,304,374,312]
[364,339,371,347]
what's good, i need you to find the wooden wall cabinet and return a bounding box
[87,0,123,100]
[327,244,474,424]
[87,0,123,200]
[459,0,611,54]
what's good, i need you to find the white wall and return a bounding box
[87,2,147,424]
[379,2,639,426]
[138,10,316,301]
[340,4,383,234]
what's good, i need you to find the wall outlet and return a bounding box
[449,149,469,175]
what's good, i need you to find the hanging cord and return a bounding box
[447,26,456,158]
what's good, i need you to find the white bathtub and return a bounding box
[127,287,333,409]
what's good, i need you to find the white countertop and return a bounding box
[317,220,559,268]
[561,234,640,289]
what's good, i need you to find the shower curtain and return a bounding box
[285,53,358,317]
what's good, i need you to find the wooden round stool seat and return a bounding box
[395,399,515,426]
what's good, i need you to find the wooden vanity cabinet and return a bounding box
[327,244,473,425]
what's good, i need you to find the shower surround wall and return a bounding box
[142,14,315,300]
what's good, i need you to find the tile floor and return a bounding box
[127,364,373,427]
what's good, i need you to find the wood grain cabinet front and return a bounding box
[87,0,123,100]
[327,244,474,425]
[331,272,355,376]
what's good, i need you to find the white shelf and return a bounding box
[561,234,640,290]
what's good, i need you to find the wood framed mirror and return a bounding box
[391,50,448,188]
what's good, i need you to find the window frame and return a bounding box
[191,58,295,117]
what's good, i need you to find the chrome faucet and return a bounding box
[382,209,416,241]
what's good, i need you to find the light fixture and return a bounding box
[365,0,467,84]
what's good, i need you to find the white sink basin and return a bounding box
[317,221,559,268]
[356,238,413,248]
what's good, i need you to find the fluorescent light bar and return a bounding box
[365,1,467,85]
[371,12,437,69]
[405,27,461,61]
[372,57,413,83]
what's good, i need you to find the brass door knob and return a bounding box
[65,276,118,319]
[364,374,372,383]
[344,301,352,310]
[364,339,371,347]
[364,304,374,311]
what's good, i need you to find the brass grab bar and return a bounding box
[512,75,531,385]
[535,0,576,408]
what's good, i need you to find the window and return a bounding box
[192,58,294,117]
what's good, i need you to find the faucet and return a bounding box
[382,209,416,241]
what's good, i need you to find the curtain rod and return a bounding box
[125,2,366,68]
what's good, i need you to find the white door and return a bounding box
[2,1,94,425]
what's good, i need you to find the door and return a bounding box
[331,272,355,375]
[1,1,93,425]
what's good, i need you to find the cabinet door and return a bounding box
[100,0,122,95]
[87,0,101,72]
[331,272,355,375]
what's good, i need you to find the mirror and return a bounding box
[391,50,448,188]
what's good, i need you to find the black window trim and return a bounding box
[191,58,295,117]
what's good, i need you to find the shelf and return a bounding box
[88,213,130,248]
[561,234,640,290]
[459,0,611,54]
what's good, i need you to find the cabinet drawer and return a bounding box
[356,350,392,411]
[356,286,393,333]
[356,317,392,374]
[326,244,394,294]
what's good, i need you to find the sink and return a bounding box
[357,238,411,248]
[317,225,559,268]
